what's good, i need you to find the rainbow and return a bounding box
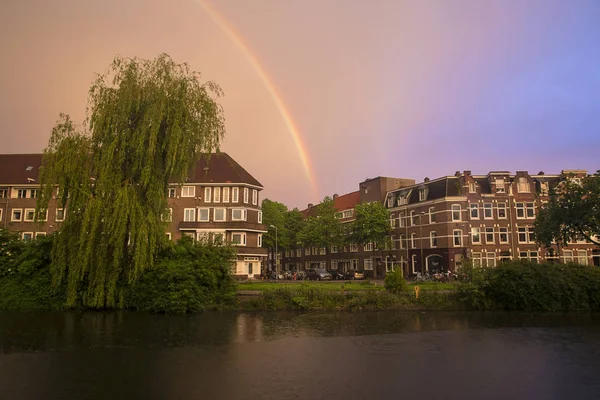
[196,0,319,201]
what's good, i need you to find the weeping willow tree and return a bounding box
[37,54,225,308]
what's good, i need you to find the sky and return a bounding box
[1,0,599,209]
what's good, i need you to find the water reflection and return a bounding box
[1,311,600,400]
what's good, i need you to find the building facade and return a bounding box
[0,153,267,279]
[281,170,600,278]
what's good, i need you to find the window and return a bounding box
[198,208,209,222]
[389,215,396,228]
[331,245,338,253]
[526,202,535,218]
[471,227,481,244]
[232,209,246,221]
[364,258,374,271]
[453,229,462,246]
[419,189,427,201]
[213,187,221,203]
[213,233,224,245]
[252,189,258,205]
[24,208,35,222]
[0,189,6,198]
[387,197,394,208]
[430,231,437,247]
[213,208,226,222]
[495,178,506,193]
[183,208,196,222]
[243,188,249,203]
[540,181,549,196]
[497,203,507,219]
[411,254,418,273]
[11,209,22,221]
[398,234,404,249]
[204,187,211,203]
[30,189,38,199]
[485,227,494,243]
[0,209,2,221]
[342,210,353,218]
[410,210,415,226]
[469,182,476,193]
[563,250,574,263]
[528,226,535,243]
[36,209,48,221]
[319,247,326,255]
[17,189,27,198]
[485,252,496,268]
[350,243,358,252]
[162,208,172,222]
[429,207,436,223]
[232,187,239,202]
[530,251,539,263]
[470,204,479,219]
[223,187,230,203]
[517,177,530,193]
[258,234,263,247]
[499,227,509,243]
[500,251,511,263]
[22,232,33,241]
[577,250,588,266]
[399,213,405,228]
[35,232,46,238]
[168,188,176,198]
[258,211,263,223]
[483,203,493,219]
[451,205,461,221]
[296,249,302,257]
[472,252,482,267]
[231,233,246,246]
[364,242,373,251]
[518,227,527,243]
[410,233,416,249]
[181,186,195,197]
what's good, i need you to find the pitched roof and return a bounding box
[301,191,361,218]
[0,152,262,187]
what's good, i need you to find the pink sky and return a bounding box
[1,0,599,209]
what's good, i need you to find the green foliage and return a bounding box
[0,229,26,277]
[261,199,289,250]
[535,171,600,247]
[37,54,226,308]
[458,260,600,311]
[384,268,407,294]
[283,208,305,251]
[350,202,391,248]
[126,237,237,313]
[299,197,345,252]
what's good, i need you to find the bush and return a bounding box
[384,268,407,294]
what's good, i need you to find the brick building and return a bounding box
[281,170,600,278]
[0,153,267,279]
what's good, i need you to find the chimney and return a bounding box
[455,171,461,177]
[538,171,545,175]
[308,203,313,210]
[424,177,430,182]
[333,193,338,200]
[464,170,471,177]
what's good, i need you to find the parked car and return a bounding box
[327,270,345,280]
[305,269,332,281]
[344,270,365,280]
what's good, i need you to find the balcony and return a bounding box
[235,246,268,256]
[178,221,267,231]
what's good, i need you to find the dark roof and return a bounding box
[301,191,361,218]
[0,153,262,187]
[0,154,43,184]
[186,153,262,187]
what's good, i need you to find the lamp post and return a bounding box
[420,211,425,275]
[270,224,278,274]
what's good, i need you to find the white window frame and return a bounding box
[563,250,574,263]
[451,204,461,221]
[364,242,373,251]
[485,252,496,268]
[258,234,263,247]
[24,208,36,222]
[168,188,176,198]
[166,232,172,240]
[398,234,404,249]
[223,187,230,203]
[183,208,196,222]
[35,232,46,238]
[485,227,495,244]
[36,209,48,222]
[410,233,416,249]
[410,210,415,226]
[411,254,417,274]
[213,187,221,203]
[389,215,396,228]
[350,243,358,252]
[483,203,493,219]
[469,182,476,193]
[56,208,66,222]
[577,250,588,266]
[496,178,505,193]
[243,188,249,204]
[430,231,437,247]
[471,227,481,244]
[497,203,507,219]
[472,252,482,267]
[232,208,246,221]
[213,208,226,222]
[258,211,263,224]
[470,203,479,219]
[419,189,426,201]
[204,187,212,203]
[517,227,527,243]
[181,186,195,197]
[453,229,463,247]
[429,207,436,223]
[198,208,210,222]
[399,213,405,228]
[499,227,509,243]
[0,189,6,198]
[252,189,258,205]
[517,177,530,193]
[16,189,27,198]
[232,187,239,203]
[231,232,246,246]
[22,232,33,241]
[11,208,23,222]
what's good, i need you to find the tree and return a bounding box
[350,202,392,249]
[37,54,225,308]
[261,199,289,272]
[535,172,600,247]
[299,197,345,268]
[283,208,305,252]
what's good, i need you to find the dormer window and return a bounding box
[468,182,476,193]
[496,178,505,193]
[387,197,393,208]
[540,181,549,196]
[419,188,428,201]
[517,177,530,193]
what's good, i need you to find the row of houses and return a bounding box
[280,171,599,279]
[0,153,268,279]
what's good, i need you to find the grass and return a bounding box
[236,280,458,292]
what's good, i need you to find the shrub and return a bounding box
[384,268,407,294]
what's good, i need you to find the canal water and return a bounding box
[1,311,599,400]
